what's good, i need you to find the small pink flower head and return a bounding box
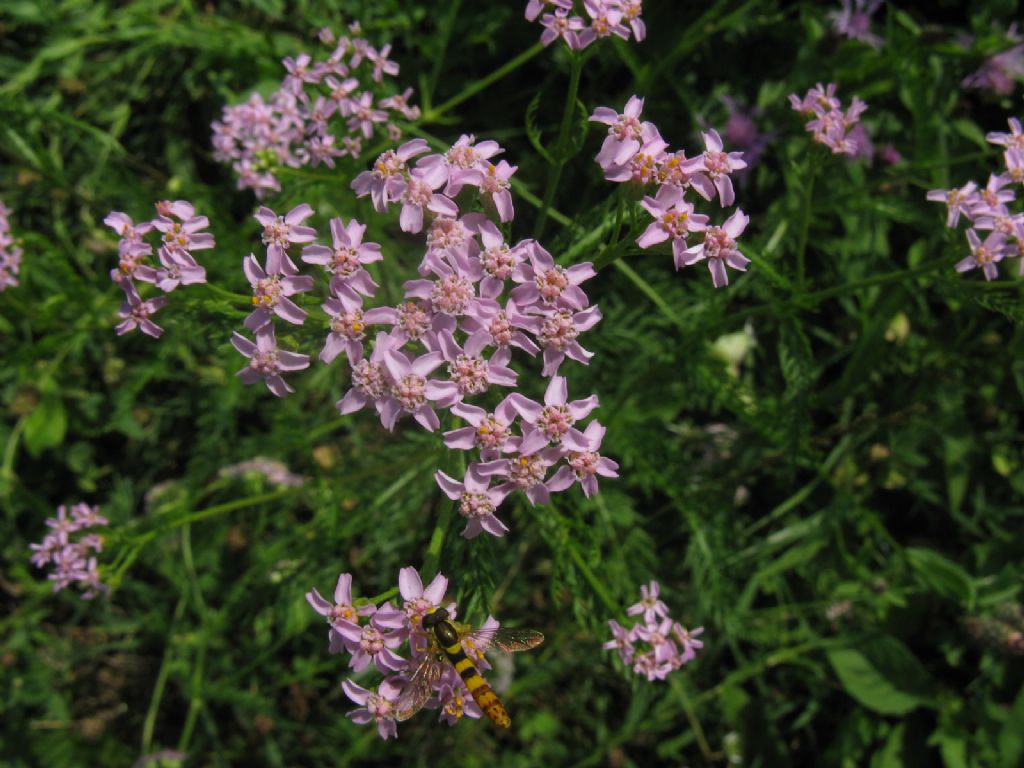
[336,333,397,416]
[603,619,637,665]
[679,210,750,287]
[151,213,215,258]
[116,284,167,338]
[436,465,512,538]
[301,217,382,301]
[378,348,450,432]
[672,623,705,663]
[540,9,585,49]
[547,420,620,498]
[231,325,310,397]
[342,678,402,740]
[242,253,314,331]
[957,228,1007,281]
[306,572,377,629]
[352,139,431,213]
[828,0,884,48]
[334,609,408,673]
[526,0,572,22]
[397,169,459,234]
[987,118,1024,151]
[437,679,484,726]
[511,242,595,311]
[591,96,649,169]
[577,0,629,49]
[627,580,670,624]
[637,185,710,263]
[926,181,979,228]
[530,305,603,377]
[444,397,521,456]
[399,567,449,629]
[508,375,599,451]
[700,128,747,206]
[255,204,317,274]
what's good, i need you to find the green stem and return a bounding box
[423,42,545,123]
[141,596,186,754]
[535,53,583,240]
[613,261,683,328]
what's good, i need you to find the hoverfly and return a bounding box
[395,607,544,728]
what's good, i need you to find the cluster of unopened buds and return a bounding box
[789,82,869,157]
[927,117,1024,280]
[0,201,21,291]
[105,200,214,338]
[212,21,419,198]
[232,134,619,534]
[29,503,109,599]
[604,581,704,681]
[591,95,751,287]
[306,567,498,739]
[526,0,645,49]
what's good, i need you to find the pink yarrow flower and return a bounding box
[547,420,620,498]
[255,204,318,273]
[301,217,381,301]
[231,325,310,397]
[242,253,314,331]
[678,210,751,287]
[435,465,512,538]
[636,185,710,266]
[342,678,402,740]
[116,285,167,338]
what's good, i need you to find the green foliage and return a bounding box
[2,0,1024,766]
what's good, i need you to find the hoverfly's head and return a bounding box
[422,607,449,629]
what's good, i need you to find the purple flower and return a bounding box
[231,325,310,397]
[333,608,408,673]
[525,0,572,22]
[242,253,314,331]
[698,128,747,206]
[507,375,599,451]
[396,169,459,234]
[336,333,396,416]
[547,420,620,498]
[306,572,377,629]
[590,96,653,169]
[378,347,451,431]
[636,185,710,266]
[679,210,750,287]
[302,218,382,301]
[154,248,206,292]
[255,204,318,274]
[510,242,595,310]
[497,447,563,506]
[528,305,602,377]
[399,566,448,629]
[540,9,585,49]
[152,214,215,258]
[926,182,978,228]
[987,118,1024,151]
[444,396,521,456]
[342,678,402,740]
[627,581,669,624]
[957,229,1007,281]
[436,330,518,401]
[603,619,637,665]
[963,44,1024,96]
[437,680,484,726]
[435,466,512,538]
[30,503,108,599]
[116,284,167,338]
[828,0,883,48]
[352,140,431,213]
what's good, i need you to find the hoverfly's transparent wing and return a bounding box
[462,627,545,653]
[394,655,444,722]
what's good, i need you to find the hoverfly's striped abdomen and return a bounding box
[435,621,512,728]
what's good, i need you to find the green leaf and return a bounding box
[23,395,66,456]
[872,723,906,768]
[906,547,975,608]
[826,636,936,716]
[952,119,989,150]
[999,686,1024,768]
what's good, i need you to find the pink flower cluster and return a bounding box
[342,136,615,534]
[29,503,109,599]
[603,580,703,681]
[105,200,213,338]
[789,82,869,156]
[591,96,751,287]
[212,22,419,198]
[926,118,1024,281]
[962,24,1024,96]
[0,201,22,291]
[526,0,645,50]
[828,0,883,49]
[230,205,314,396]
[306,567,499,739]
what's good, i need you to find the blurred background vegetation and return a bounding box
[3,0,1024,765]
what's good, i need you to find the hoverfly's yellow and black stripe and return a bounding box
[433,620,511,727]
